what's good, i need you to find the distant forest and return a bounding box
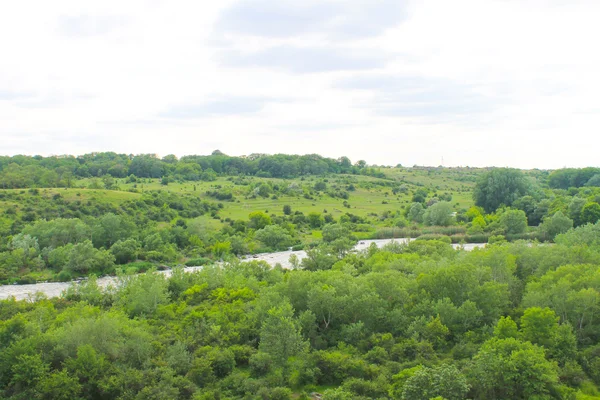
[0,152,387,189]
[2,151,599,190]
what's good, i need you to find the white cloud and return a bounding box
[215,0,407,40]
[0,0,599,168]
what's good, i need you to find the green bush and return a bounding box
[56,270,73,282]
[449,234,468,243]
[416,234,452,243]
[185,257,211,267]
[488,235,507,244]
[465,234,489,243]
[123,261,155,273]
[17,275,37,284]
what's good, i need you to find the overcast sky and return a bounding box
[1,0,599,168]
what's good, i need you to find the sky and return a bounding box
[1,0,599,169]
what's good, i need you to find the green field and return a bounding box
[0,167,488,245]
[70,167,481,225]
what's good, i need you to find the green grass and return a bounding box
[1,187,140,203]
[144,176,469,219]
[0,168,484,235]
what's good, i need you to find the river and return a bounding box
[0,239,485,301]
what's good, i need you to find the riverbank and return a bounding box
[0,239,485,300]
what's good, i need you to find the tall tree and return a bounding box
[259,302,306,371]
[473,168,531,213]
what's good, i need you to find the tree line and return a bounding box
[0,152,386,189]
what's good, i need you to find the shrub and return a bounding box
[540,211,573,241]
[17,275,37,284]
[423,202,454,226]
[499,209,528,235]
[416,234,452,243]
[57,270,72,282]
[185,257,211,266]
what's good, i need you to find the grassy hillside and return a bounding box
[2,164,563,285]
[73,166,481,223]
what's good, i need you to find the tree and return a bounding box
[407,202,425,223]
[469,337,559,399]
[523,263,600,342]
[568,197,587,227]
[255,225,294,250]
[22,218,91,248]
[9,353,49,394]
[473,168,531,213]
[520,307,560,348]
[38,370,82,400]
[401,364,470,400]
[494,316,519,339]
[307,212,324,228]
[46,245,74,271]
[10,234,39,259]
[174,162,201,181]
[548,168,600,189]
[301,246,338,271]
[322,387,354,399]
[468,215,487,234]
[283,205,292,215]
[67,241,115,274]
[585,174,600,187]
[423,202,454,226]
[162,154,178,164]
[200,169,217,181]
[407,316,450,349]
[390,366,422,399]
[289,253,300,269]
[314,181,327,191]
[581,202,600,225]
[338,156,352,172]
[322,223,352,243]
[128,154,164,178]
[518,307,577,363]
[110,238,141,264]
[328,237,356,258]
[531,199,551,226]
[307,284,341,331]
[92,213,134,248]
[513,195,537,223]
[554,220,600,247]
[540,211,573,240]
[117,272,169,317]
[248,211,272,230]
[10,234,41,269]
[259,302,306,370]
[212,241,231,258]
[102,174,116,189]
[412,188,428,203]
[499,209,528,235]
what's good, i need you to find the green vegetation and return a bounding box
[2,152,600,398]
[2,231,600,398]
[1,153,600,284]
[0,153,475,283]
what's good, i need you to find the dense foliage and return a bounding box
[2,153,600,398]
[0,152,383,188]
[2,229,600,399]
[548,168,600,190]
[1,155,600,285]
[473,168,533,213]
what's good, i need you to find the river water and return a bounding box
[0,239,485,301]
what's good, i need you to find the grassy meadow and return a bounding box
[61,167,480,232]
